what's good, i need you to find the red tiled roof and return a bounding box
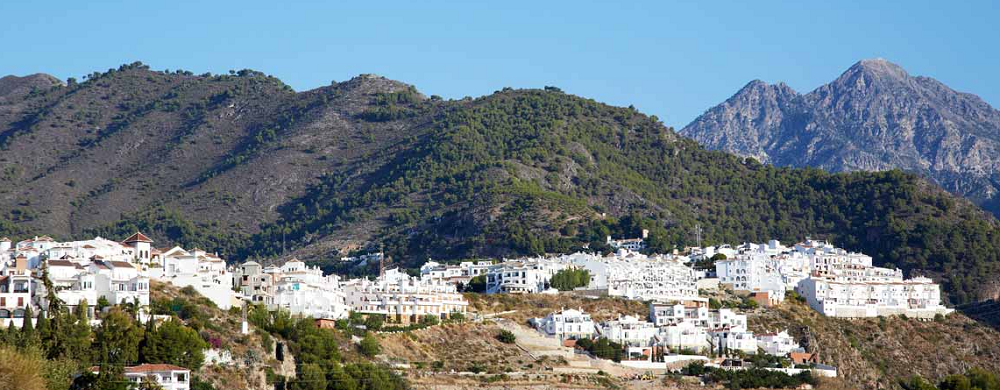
[47,259,77,267]
[108,261,134,268]
[123,232,154,244]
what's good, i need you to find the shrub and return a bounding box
[496,330,516,344]
[358,335,381,358]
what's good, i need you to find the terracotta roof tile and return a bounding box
[123,232,154,244]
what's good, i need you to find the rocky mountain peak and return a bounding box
[682,59,1000,217]
[829,58,912,93]
[336,74,424,98]
[0,73,63,99]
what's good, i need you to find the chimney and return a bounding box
[15,255,27,273]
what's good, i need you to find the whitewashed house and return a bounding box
[152,247,238,309]
[709,328,757,355]
[271,259,350,319]
[598,315,659,347]
[755,330,802,356]
[0,255,33,328]
[533,308,596,340]
[90,364,190,390]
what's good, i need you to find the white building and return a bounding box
[0,255,33,328]
[271,259,350,320]
[603,255,699,302]
[234,261,275,305]
[533,308,596,340]
[607,230,648,251]
[755,330,802,356]
[485,258,570,294]
[90,364,190,390]
[598,315,659,347]
[797,276,952,318]
[649,302,709,327]
[657,322,710,352]
[343,268,468,323]
[709,328,757,355]
[151,247,238,310]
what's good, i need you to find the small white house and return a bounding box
[598,315,659,347]
[90,364,190,390]
[533,308,595,340]
[755,330,802,356]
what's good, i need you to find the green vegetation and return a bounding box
[4,64,1000,307]
[247,306,407,390]
[227,88,1000,304]
[548,268,591,291]
[575,337,624,362]
[903,369,1000,390]
[496,330,516,344]
[140,318,209,370]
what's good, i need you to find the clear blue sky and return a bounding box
[2,1,998,127]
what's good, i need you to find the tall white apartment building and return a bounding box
[797,276,951,318]
[604,256,699,301]
[343,268,468,323]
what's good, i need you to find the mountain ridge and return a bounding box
[2,62,1000,305]
[682,59,1000,216]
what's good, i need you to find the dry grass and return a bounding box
[0,346,46,390]
[380,322,546,373]
[465,293,649,324]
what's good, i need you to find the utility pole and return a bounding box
[694,224,703,248]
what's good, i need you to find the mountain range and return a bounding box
[2,62,1000,304]
[681,58,1000,217]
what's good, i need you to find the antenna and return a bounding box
[694,224,703,248]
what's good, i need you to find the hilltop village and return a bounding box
[0,231,954,387]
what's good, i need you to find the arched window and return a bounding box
[0,309,10,318]
[12,309,25,318]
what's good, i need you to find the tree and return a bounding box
[420,315,439,326]
[358,335,381,358]
[94,307,143,384]
[19,306,40,349]
[291,363,326,390]
[141,318,208,370]
[902,376,938,390]
[363,314,383,331]
[466,275,487,293]
[96,296,110,313]
[549,268,591,291]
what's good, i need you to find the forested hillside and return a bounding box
[2,63,1000,304]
